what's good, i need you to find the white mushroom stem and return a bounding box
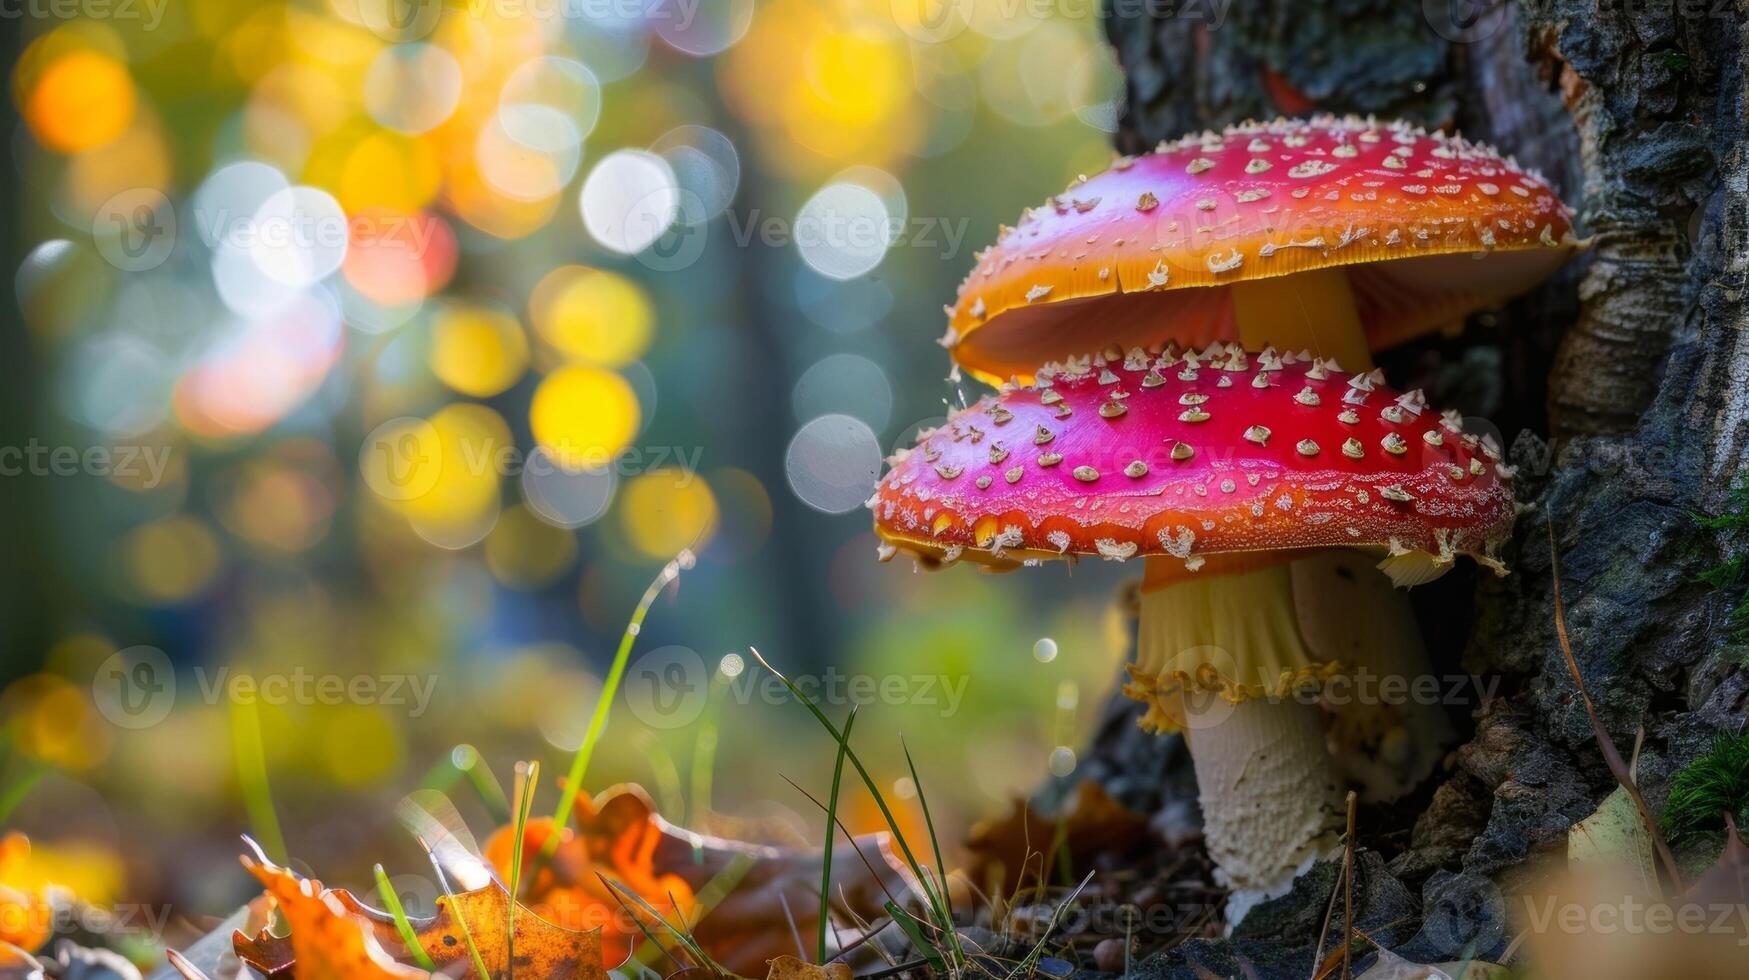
[1183,696,1344,926]
[1134,555,1344,923]
[1291,550,1456,802]
[1131,549,1458,921]
[1229,267,1374,371]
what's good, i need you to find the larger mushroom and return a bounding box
[940,115,1573,804]
[943,115,1577,384]
[870,345,1515,921]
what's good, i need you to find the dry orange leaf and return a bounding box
[0,940,44,980]
[240,854,426,980]
[238,851,607,980]
[411,871,604,979]
[228,784,906,979]
[487,784,907,976]
[0,835,52,955]
[482,810,692,968]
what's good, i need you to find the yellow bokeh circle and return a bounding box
[429,303,530,397]
[25,50,135,153]
[529,366,640,468]
[336,130,442,213]
[363,405,509,541]
[529,266,653,367]
[619,469,718,559]
[124,516,223,605]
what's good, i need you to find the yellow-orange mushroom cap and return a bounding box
[945,116,1579,383]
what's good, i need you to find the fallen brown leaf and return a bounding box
[765,953,851,980]
[965,780,1149,894]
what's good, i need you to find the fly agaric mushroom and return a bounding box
[869,345,1514,920]
[943,115,1577,384]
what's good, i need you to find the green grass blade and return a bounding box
[229,695,287,864]
[417,745,512,825]
[374,863,438,971]
[632,731,685,823]
[1009,870,1094,980]
[508,760,539,978]
[688,850,756,917]
[901,738,965,965]
[611,885,687,971]
[0,762,46,827]
[779,774,904,913]
[600,874,727,976]
[817,705,859,963]
[747,648,958,964]
[625,849,758,967]
[883,901,946,973]
[1049,811,1072,887]
[461,745,513,824]
[545,553,692,860]
[689,667,729,827]
[900,739,951,900]
[421,837,492,980]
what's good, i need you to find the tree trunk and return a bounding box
[1052,0,1749,966]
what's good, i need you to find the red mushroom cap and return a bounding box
[945,115,1578,382]
[872,343,1514,573]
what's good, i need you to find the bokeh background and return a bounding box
[0,0,1142,936]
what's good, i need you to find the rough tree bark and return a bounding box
[1046,0,1748,971]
